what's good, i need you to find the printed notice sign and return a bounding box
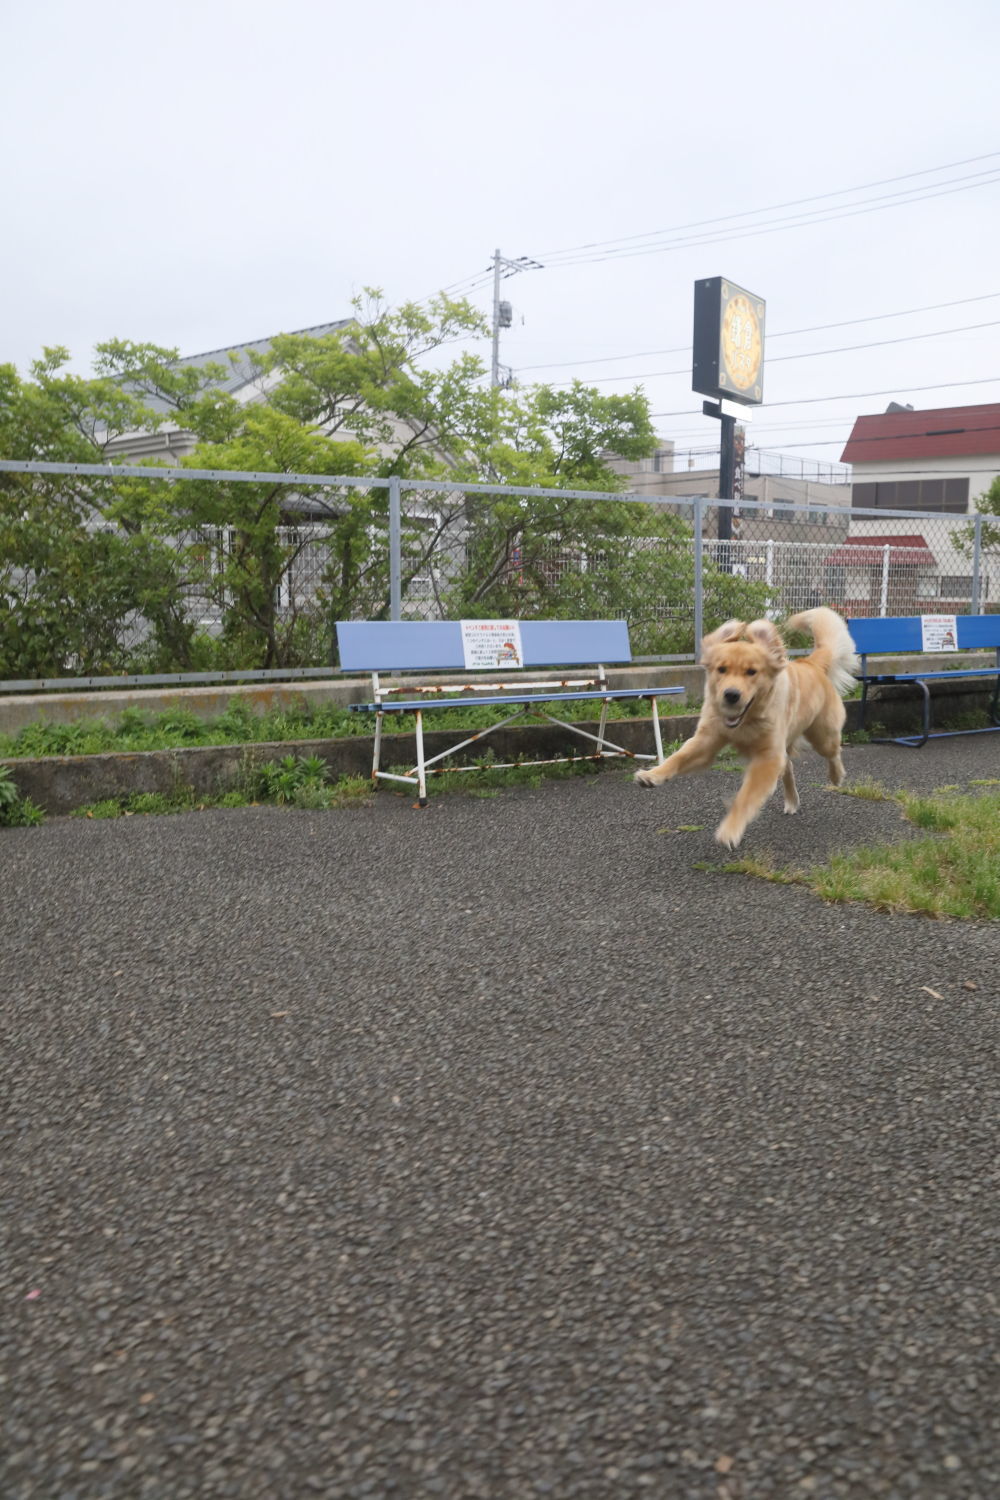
[460,619,524,671]
[920,614,958,653]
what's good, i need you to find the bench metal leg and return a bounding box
[414,708,428,807]
[372,708,384,784]
[596,697,609,760]
[650,694,664,764]
[870,678,931,748]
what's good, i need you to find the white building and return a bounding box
[838,402,1000,613]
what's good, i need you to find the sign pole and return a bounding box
[718,412,735,545]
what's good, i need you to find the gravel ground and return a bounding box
[3,736,1000,1499]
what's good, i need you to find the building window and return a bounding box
[939,575,974,598]
[852,478,970,513]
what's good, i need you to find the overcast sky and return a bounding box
[3,0,999,472]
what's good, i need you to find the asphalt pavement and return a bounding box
[3,734,1000,1499]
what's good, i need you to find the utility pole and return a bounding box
[490,248,544,387]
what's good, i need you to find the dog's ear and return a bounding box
[745,619,788,668]
[701,619,745,659]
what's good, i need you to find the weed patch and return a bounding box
[0,766,45,826]
[719,788,1000,921]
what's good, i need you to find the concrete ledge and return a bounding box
[0,652,992,737]
[0,663,703,736]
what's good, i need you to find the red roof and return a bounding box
[840,402,1000,463]
[825,534,936,567]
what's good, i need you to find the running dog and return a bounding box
[635,607,859,848]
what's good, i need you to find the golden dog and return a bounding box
[635,606,859,848]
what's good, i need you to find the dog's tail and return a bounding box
[785,607,859,698]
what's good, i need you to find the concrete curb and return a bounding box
[1,716,690,816]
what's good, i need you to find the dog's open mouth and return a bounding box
[723,697,755,729]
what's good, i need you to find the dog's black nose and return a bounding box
[723,688,741,705]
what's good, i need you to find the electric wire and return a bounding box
[542,319,1000,388]
[515,290,1000,374]
[648,376,1000,419]
[533,150,1000,260]
[538,168,1000,269]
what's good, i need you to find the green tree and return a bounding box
[2,291,766,672]
[92,295,672,664]
[0,352,194,676]
[973,475,1000,548]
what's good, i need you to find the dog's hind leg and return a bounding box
[803,723,845,786]
[782,757,800,814]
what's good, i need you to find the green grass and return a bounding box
[70,757,374,821]
[717,786,1000,921]
[834,776,894,802]
[65,746,612,822]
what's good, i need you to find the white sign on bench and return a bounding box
[920,614,958,653]
[460,619,524,671]
[336,618,684,804]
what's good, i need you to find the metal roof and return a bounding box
[136,319,353,413]
[840,403,1000,464]
[824,534,936,567]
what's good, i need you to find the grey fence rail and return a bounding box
[0,458,995,691]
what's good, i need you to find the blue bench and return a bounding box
[336,619,684,804]
[848,614,1000,748]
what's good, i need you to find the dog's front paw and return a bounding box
[634,768,656,787]
[714,819,744,850]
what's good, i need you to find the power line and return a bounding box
[422,157,1000,318]
[768,319,1000,368]
[537,169,1000,271]
[533,150,1000,260]
[668,417,862,439]
[515,290,1000,374]
[544,318,1000,388]
[541,167,1000,268]
[413,268,496,307]
[763,463,1000,474]
[762,426,1000,453]
[672,445,999,477]
[648,375,1000,419]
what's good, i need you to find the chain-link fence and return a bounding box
[704,502,992,621]
[1,457,996,687]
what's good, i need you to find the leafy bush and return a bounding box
[0,765,45,826]
[253,753,332,805]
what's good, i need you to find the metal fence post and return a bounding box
[389,475,402,621]
[693,496,704,660]
[879,546,890,617]
[971,513,984,614]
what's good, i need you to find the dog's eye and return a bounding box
[746,668,757,677]
[717,664,727,673]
